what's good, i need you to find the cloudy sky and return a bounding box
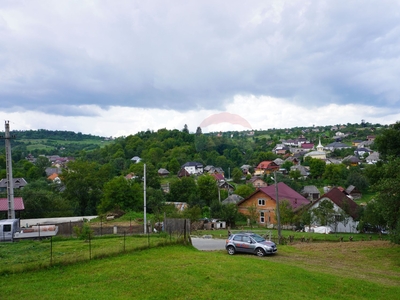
[1,1,400,137]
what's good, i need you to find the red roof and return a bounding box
[211,173,225,181]
[256,161,279,170]
[318,187,359,219]
[0,197,25,211]
[238,182,309,210]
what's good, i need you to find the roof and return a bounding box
[316,187,359,219]
[222,194,244,205]
[301,185,320,194]
[0,178,28,188]
[211,173,225,181]
[256,161,279,169]
[182,161,203,168]
[47,173,60,181]
[0,197,25,211]
[158,168,170,175]
[238,182,309,211]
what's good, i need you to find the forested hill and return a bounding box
[0,129,111,158]
[4,129,105,141]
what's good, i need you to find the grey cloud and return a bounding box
[1,1,399,117]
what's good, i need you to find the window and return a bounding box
[3,225,11,232]
[260,212,265,223]
[258,199,265,206]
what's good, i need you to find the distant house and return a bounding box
[254,161,279,176]
[304,139,326,160]
[247,176,268,188]
[177,168,191,178]
[301,143,314,151]
[240,165,252,175]
[125,172,137,180]
[45,167,62,177]
[307,187,360,233]
[158,168,170,177]
[290,165,309,179]
[0,178,28,193]
[219,181,235,193]
[237,182,309,226]
[345,185,362,200]
[222,194,243,205]
[301,185,320,201]
[0,197,25,218]
[342,155,360,166]
[365,152,380,164]
[181,162,203,175]
[354,148,371,157]
[324,142,351,151]
[131,156,142,163]
[47,173,61,183]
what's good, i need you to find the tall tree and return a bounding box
[197,174,218,206]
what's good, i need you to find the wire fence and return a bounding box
[0,218,191,274]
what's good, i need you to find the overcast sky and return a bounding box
[1,1,400,137]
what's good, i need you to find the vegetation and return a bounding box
[0,241,399,299]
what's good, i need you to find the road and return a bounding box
[191,237,226,251]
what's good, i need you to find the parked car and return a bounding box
[225,233,277,257]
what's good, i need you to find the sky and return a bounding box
[1,1,400,137]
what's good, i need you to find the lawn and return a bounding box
[0,239,399,299]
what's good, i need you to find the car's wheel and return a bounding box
[227,246,236,255]
[255,248,266,257]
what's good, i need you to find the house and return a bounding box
[0,197,25,218]
[301,143,314,151]
[131,156,142,163]
[158,168,170,177]
[124,172,137,180]
[219,181,235,193]
[290,165,309,179]
[301,185,320,201]
[211,173,225,183]
[240,165,252,175]
[365,152,380,164]
[304,139,326,160]
[177,168,191,178]
[45,167,62,177]
[0,178,28,193]
[342,155,360,166]
[204,166,224,175]
[285,157,299,165]
[367,135,376,142]
[181,162,203,175]
[352,140,363,147]
[307,187,359,233]
[324,142,351,152]
[246,176,268,188]
[254,161,279,176]
[354,147,371,157]
[273,144,289,155]
[273,158,284,166]
[345,185,362,200]
[237,182,309,226]
[47,173,61,183]
[222,194,243,205]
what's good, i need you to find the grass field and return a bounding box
[0,238,399,299]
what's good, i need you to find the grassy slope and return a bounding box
[1,241,399,300]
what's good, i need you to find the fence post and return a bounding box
[89,232,92,260]
[123,231,126,252]
[50,236,53,266]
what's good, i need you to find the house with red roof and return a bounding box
[237,182,309,227]
[307,187,360,233]
[0,197,25,218]
[254,161,279,176]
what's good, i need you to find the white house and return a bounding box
[182,162,203,175]
[308,187,360,233]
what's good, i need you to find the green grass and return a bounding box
[0,234,179,274]
[0,241,399,299]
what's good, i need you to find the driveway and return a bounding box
[191,237,226,251]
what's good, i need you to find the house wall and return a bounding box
[310,199,359,233]
[237,191,277,226]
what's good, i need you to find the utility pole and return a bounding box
[0,121,16,219]
[143,163,147,234]
[273,171,282,243]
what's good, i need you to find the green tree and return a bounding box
[308,158,326,179]
[374,122,400,160]
[62,160,110,215]
[313,200,335,226]
[98,176,143,213]
[279,200,295,225]
[197,174,218,207]
[235,184,255,199]
[232,167,243,183]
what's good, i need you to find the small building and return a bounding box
[0,178,28,193]
[0,197,25,219]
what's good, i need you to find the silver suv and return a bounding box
[225,233,277,257]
